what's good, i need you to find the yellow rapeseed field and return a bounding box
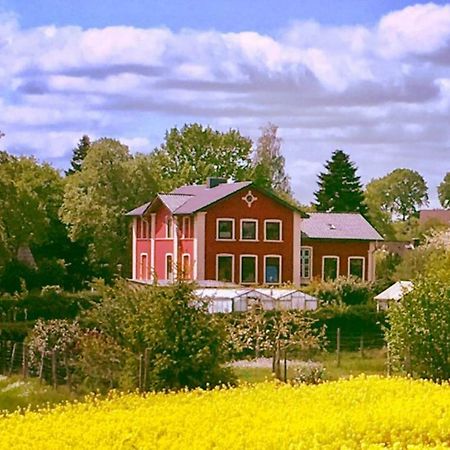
[1,376,449,449]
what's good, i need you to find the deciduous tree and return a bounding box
[314,150,367,214]
[156,123,253,188]
[252,123,292,196]
[438,172,450,209]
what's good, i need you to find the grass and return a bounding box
[233,348,387,383]
[0,375,78,413]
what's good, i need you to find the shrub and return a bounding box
[292,361,325,384]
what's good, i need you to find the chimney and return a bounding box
[206,177,227,188]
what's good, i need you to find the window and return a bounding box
[241,255,257,284]
[166,254,174,280]
[217,219,234,240]
[240,219,257,241]
[264,256,281,284]
[166,217,173,239]
[136,218,142,239]
[182,217,191,239]
[141,219,149,239]
[349,257,365,280]
[264,220,282,241]
[300,247,312,279]
[216,255,234,283]
[182,254,191,279]
[322,256,339,281]
[140,253,148,280]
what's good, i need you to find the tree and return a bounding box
[156,123,253,188]
[365,169,428,222]
[386,243,450,380]
[252,123,292,196]
[83,280,234,390]
[66,135,91,175]
[314,150,367,214]
[60,138,164,277]
[438,172,450,209]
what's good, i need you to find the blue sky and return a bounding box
[0,0,449,206]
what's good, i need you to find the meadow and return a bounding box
[1,376,449,449]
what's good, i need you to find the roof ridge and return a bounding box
[160,193,194,197]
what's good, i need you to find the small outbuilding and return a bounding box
[374,281,414,311]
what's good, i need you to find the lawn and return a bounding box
[233,348,387,383]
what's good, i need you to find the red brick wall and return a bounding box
[204,188,295,284]
[302,239,370,280]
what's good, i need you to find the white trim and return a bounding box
[165,253,174,281]
[240,254,258,285]
[173,217,178,280]
[194,212,206,280]
[293,213,301,285]
[321,255,340,281]
[300,246,313,280]
[264,255,282,285]
[368,242,376,282]
[239,218,258,241]
[215,253,235,284]
[216,218,236,241]
[150,214,156,279]
[139,252,149,281]
[264,219,282,242]
[348,256,365,281]
[132,218,137,279]
[182,253,191,279]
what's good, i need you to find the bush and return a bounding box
[83,280,235,391]
[292,361,325,384]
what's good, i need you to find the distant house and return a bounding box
[127,178,305,286]
[374,281,414,311]
[300,213,383,284]
[127,179,383,287]
[419,209,450,227]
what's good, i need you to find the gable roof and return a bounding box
[374,281,414,301]
[419,209,450,225]
[126,181,306,216]
[302,213,383,241]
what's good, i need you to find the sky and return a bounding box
[0,0,449,206]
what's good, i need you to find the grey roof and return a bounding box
[125,202,151,216]
[173,181,252,214]
[302,213,383,241]
[158,194,193,213]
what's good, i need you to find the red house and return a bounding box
[127,178,305,285]
[300,213,383,283]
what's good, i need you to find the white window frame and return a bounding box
[141,219,150,239]
[240,219,258,241]
[264,219,282,242]
[216,218,235,241]
[181,253,191,279]
[240,254,258,285]
[348,256,365,280]
[322,256,340,281]
[182,216,191,239]
[300,246,313,279]
[165,253,174,280]
[166,217,173,239]
[264,255,282,285]
[139,253,148,280]
[216,253,235,283]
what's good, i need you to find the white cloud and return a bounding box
[0,3,449,205]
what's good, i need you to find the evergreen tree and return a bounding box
[66,135,91,175]
[314,150,367,214]
[252,123,292,196]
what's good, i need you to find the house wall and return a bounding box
[301,238,371,282]
[203,187,298,285]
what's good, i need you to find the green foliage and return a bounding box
[83,280,234,390]
[251,123,292,196]
[438,172,450,208]
[66,135,91,176]
[365,169,428,227]
[60,139,163,278]
[314,150,367,214]
[374,250,402,284]
[309,276,373,306]
[386,253,450,379]
[156,123,253,187]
